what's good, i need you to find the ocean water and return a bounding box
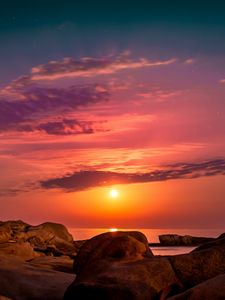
[69,228,223,255]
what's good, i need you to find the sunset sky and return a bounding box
[0,1,225,229]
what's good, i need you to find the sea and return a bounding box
[69,228,223,256]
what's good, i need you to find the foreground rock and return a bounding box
[159,234,214,246]
[0,255,74,300]
[168,234,225,287]
[167,274,225,300]
[64,231,179,300]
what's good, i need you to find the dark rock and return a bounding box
[29,255,74,273]
[73,231,153,273]
[64,231,179,300]
[159,234,214,246]
[192,234,225,252]
[0,255,74,300]
[169,236,225,287]
[167,274,225,300]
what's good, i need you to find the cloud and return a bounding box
[219,79,225,84]
[30,54,177,81]
[19,118,108,135]
[40,158,225,191]
[0,83,109,135]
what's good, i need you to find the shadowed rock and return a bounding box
[167,274,225,300]
[0,255,74,300]
[73,231,153,273]
[64,231,179,300]
[169,235,225,288]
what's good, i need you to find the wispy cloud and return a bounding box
[40,159,225,191]
[30,54,177,81]
[0,83,109,135]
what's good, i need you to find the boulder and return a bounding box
[167,274,225,300]
[64,231,179,300]
[0,255,74,300]
[73,231,153,273]
[159,234,214,246]
[15,222,76,256]
[169,236,225,287]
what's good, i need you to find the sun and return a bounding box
[109,189,119,198]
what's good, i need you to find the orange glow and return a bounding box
[109,228,118,232]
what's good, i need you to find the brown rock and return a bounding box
[73,231,153,273]
[0,255,74,300]
[15,222,75,256]
[169,236,225,287]
[192,234,225,252]
[167,274,225,300]
[0,224,12,243]
[64,231,179,300]
[0,242,37,261]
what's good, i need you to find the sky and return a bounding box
[0,1,225,229]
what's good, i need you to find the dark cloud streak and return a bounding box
[40,159,225,192]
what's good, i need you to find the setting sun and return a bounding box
[110,189,119,198]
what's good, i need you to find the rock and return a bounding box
[2,220,29,233]
[64,231,179,300]
[0,255,74,300]
[169,236,225,287]
[217,232,225,239]
[0,224,12,243]
[167,274,225,300]
[15,222,76,256]
[29,255,74,273]
[73,231,153,273]
[0,242,37,261]
[158,234,214,246]
[192,234,225,252]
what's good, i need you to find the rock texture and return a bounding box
[0,220,78,257]
[0,242,37,260]
[64,231,179,300]
[167,274,225,300]
[73,231,153,273]
[159,234,214,246]
[169,234,225,287]
[0,255,74,300]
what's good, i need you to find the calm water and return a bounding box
[69,228,223,255]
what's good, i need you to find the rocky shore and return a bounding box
[0,220,224,299]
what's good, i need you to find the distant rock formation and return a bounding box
[158,234,214,246]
